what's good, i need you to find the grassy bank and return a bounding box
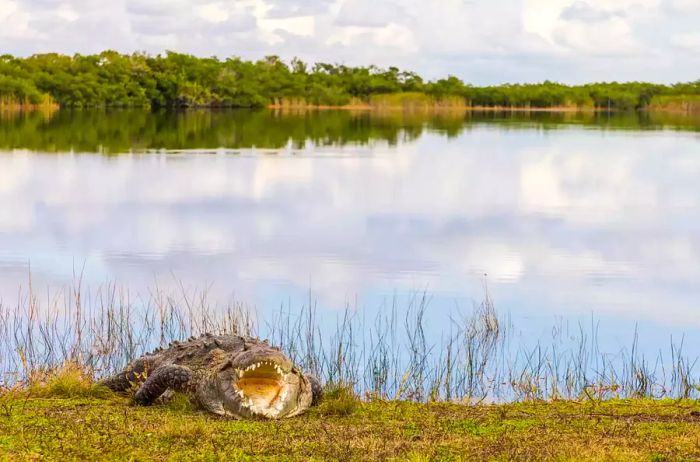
[0,283,699,461]
[2,355,699,460]
[1,391,699,461]
[649,95,700,114]
[271,93,700,113]
[269,92,597,112]
[269,92,698,113]
[268,94,468,111]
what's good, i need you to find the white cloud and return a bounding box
[560,1,627,22]
[552,17,641,56]
[666,0,700,13]
[335,0,406,28]
[258,15,316,39]
[524,0,663,56]
[671,32,700,51]
[0,0,18,19]
[264,0,334,18]
[196,3,231,23]
[0,0,35,39]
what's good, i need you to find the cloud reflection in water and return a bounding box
[0,126,699,343]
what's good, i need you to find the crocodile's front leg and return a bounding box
[134,365,193,405]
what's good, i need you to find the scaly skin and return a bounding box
[101,334,322,419]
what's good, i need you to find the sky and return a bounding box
[0,0,698,86]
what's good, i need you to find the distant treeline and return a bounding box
[1,51,699,111]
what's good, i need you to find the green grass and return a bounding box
[22,363,114,399]
[2,386,700,461]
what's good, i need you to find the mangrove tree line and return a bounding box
[0,51,698,110]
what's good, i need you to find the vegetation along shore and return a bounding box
[1,282,700,459]
[0,52,698,112]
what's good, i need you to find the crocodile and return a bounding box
[101,334,323,419]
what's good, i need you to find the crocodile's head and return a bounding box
[201,344,321,419]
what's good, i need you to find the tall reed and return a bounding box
[1,279,698,402]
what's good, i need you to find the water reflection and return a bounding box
[0,110,699,355]
[0,109,698,154]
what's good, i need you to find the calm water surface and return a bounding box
[1,109,699,351]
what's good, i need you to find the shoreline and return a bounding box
[1,103,694,114]
[0,103,60,114]
[268,104,603,112]
[268,104,699,114]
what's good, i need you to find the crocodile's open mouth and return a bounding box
[234,361,291,417]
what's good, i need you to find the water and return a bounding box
[1,109,700,360]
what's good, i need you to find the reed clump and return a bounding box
[1,279,698,403]
[317,383,359,416]
[649,95,700,114]
[23,362,113,399]
[368,92,467,111]
[0,94,59,113]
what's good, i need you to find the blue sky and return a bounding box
[0,0,698,84]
